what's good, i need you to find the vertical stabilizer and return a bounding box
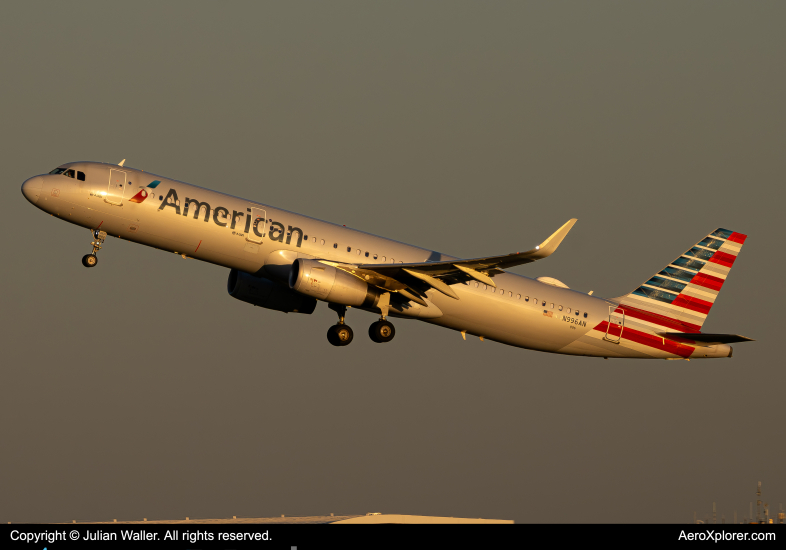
[618,228,747,332]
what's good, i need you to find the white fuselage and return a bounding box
[21,161,732,359]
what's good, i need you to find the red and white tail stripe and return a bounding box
[618,228,746,332]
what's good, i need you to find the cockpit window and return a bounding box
[50,167,86,181]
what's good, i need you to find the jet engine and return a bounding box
[228,269,316,313]
[289,259,381,307]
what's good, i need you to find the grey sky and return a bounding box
[1,1,783,523]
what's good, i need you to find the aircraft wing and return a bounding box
[333,219,577,303]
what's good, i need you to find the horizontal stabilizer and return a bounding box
[657,332,755,346]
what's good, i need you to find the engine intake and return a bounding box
[228,269,316,314]
[289,259,381,307]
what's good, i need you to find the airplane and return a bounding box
[21,160,754,358]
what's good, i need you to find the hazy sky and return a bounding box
[1,1,783,523]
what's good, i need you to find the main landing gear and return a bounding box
[369,319,395,343]
[369,292,395,343]
[327,303,354,347]
[326,298,397,347]
[327,323,354,346]
[82,229,107,268]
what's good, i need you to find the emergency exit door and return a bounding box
[246,208,267,244]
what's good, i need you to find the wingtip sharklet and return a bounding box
[529,218,577,257]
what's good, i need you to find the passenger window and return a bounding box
[533,298,537,304]
[474,282,478,288]
[390,258,395,263]
[365,251,369,257]
[575,310,579,316]
[583,312,588,318]
[509,291,513,297]
[356,249,361,255]
[499,289,504,294]
[347,246,351,252]
[333,243,338,249]
[482,284,487,291]
[77,171,86,181]
[524,296,529,302]
[312,237,317,243]
[558,305,563,311]
[303,235,308,240]
[541,301,546,307]
[517,294,521,299]
[320,239,325,245]
[382,256,386,262]
[373,254,378,259]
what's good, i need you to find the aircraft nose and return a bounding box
[21,176,43,205]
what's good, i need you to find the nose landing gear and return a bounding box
[327,303,354,347]
[82,254,98,267]
[82,229,106,268]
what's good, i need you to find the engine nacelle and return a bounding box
[289,259,381,307]
[228,269,316,314]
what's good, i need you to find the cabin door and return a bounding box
[246,208,267,244]
[105,169,127,205]
[604,306,625,343]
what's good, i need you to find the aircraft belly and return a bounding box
[426,286,584,352]
[52,190,265,273]
[576,318,695,359]
[557,336,650,358]
[74,196,204,255]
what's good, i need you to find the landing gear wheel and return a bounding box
[369,320,395,343]
[83,229,106,268]
[327,324,354,346]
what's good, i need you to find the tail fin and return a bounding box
[618,228,747,332]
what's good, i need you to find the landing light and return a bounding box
[100,191,107,196]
